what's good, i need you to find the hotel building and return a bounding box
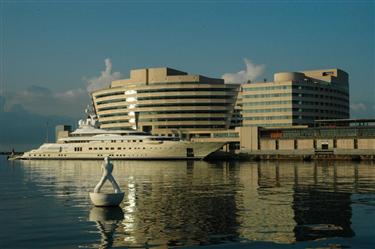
[242,69,349,127]
[92,67,240,138]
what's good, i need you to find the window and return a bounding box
[354,139,358,149]
[275,140,279,150]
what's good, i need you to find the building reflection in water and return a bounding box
[292,163,355,241]
[120,160,240,247]
[18,159,375,248]
[235,161,372,244]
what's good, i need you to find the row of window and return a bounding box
[260,127,375,139]
[70,139,144,143]
[94,85,238,99]
[243,92,348,103]
[243,108,293,113]
[99,110,229,118]
[292,93,348,103]
[96,95,235,105]
[243,85,291,91]
[213,133,239,138]
[243,85,348,96]
[245,115,350,122]
[101,120,129,124]
[243,100,294,106]
[97,103,231,111]
[157,125,227,129]
[138,117,227,122]
[242,108,348,116]
[293,87,348,97]
[243,100,348,110]
[265,139,359,150]
[244,123,291,127]
[88,147,147,151]
[244,116,293,121]
[243,93,292,98]
[293,101,349,109]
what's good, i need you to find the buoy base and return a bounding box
[89,192,125,207]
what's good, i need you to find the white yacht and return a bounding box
[18,108,225,160]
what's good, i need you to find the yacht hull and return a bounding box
[18,141,225,160]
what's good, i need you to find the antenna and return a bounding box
[46,121,49,143]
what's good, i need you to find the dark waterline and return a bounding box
[0,157,374,249]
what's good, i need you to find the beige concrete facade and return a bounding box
[242,69,349,127]
[239,126,375,156]
[92,67,240,136]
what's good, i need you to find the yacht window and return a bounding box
[111,147,114,150]
[89,148,92,150]
[118,147,121,150]
[140,140,143,142]
[133,140,136,142]
[105,148,109,150]
[99,148,103,150]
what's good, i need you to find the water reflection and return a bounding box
[7,158,375,248]
[89,207,124,249]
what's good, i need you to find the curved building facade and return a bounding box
[92,67,240,136]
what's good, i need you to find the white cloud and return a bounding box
[55,88,87,99]
[4,86,89,118]
[222,58,265,84]
[2,58,122,118]
[350,101,375,118]
[85,58,122,93]
[350,102,368,111]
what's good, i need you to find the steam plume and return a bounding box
[86,58,122,92]
[222,58,265,83]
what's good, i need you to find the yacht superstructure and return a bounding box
[18,107,225,160]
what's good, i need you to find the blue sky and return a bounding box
[0,0,374,150]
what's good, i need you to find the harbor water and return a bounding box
[0,156,374,248]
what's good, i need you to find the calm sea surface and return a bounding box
[0,156,374,249]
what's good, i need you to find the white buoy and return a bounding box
[89,157,125,207]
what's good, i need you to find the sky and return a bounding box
[0,0,374,150]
